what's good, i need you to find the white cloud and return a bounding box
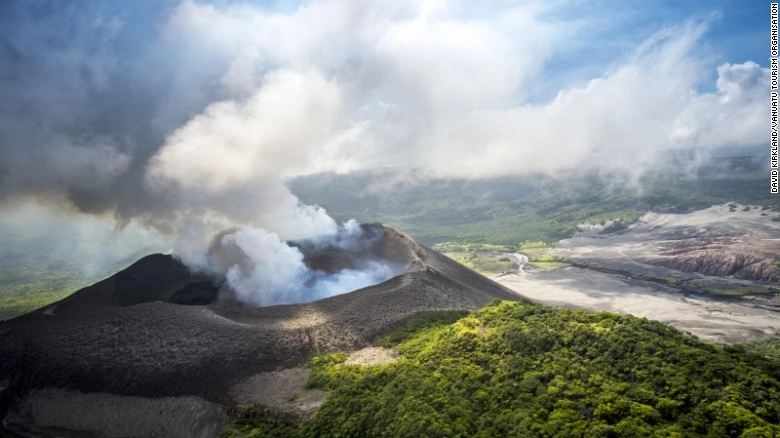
[149,2,764,186]
[178,221,399,306]
[148,69,343,192]
[146,68,342,239]
[669,61,766,149]
[138,0,768,243]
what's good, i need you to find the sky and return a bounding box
[0,0,770,273]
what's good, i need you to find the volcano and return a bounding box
[0,224,521,436]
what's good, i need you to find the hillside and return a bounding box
[289,157,779,246]
[227,300,780,437]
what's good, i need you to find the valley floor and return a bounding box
[494,264,779,344]
[493,205,780,344]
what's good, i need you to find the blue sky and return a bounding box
[526,0,768,100]
[0,0,770,253]
[565,0,767,63]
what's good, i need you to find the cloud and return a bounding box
[418,21,723,177]
[149,4,765,185]
[0,0,767,243]
[147,69,343,193]
[669,61,767,149]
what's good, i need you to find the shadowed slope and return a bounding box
[7,253,218,323]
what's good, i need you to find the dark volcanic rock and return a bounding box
[0,224,523,434]
[16,253,220,319]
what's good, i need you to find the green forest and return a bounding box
[289,157,780,246]
[225,301,780,437]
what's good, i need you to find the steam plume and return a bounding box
[180,220,401,306]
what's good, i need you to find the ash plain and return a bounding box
[494,204,780,344]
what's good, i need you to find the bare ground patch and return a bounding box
[228,368,327,422]
[345,347,399,366]
[556,204,780,285]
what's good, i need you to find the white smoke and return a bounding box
[178,220,398,306]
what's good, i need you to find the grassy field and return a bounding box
[440,252,517,274]
[518,241,570,270]
[0,265,98,320]
[433,240,571,274]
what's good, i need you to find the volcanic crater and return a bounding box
[0,223,521,437]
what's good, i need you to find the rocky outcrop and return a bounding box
[648,234,780,284]
[652,251,780,282]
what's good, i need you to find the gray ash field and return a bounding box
[494,205,780,344]
[0,224,520,436]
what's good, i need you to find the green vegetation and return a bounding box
[660,281,780,300]
[432,242,516,253]
[517,241,550,259]
[0,266,94,320]
[225,301,780,437]
[519,241,570,270]
[528,261,571,270]
[290,158,778,246]
[441,252,516,274]
[740,337,780,362]
[432,243,521,274]
[378,310,471,347]
[566,261,780,300]
[702,284,780,299]
[0,237,160,319]
[433,241,570,274]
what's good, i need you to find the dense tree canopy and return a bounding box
[226,301,780,437]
